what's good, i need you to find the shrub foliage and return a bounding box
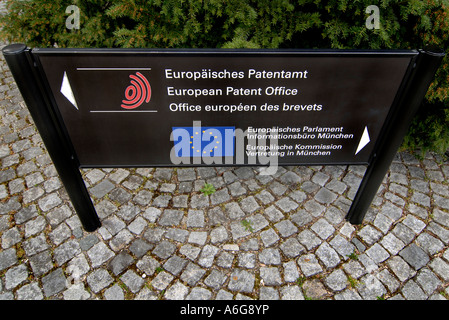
[0,0,448,156]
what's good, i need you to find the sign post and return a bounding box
[2,44,444,231]
[3,44,100,231]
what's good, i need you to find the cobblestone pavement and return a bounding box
[0,44,448,301]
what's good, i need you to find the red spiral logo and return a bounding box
[121,72,151,109]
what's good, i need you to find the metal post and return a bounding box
[2,44,101,231]
[346,48,445,224]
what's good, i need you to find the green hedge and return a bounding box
[1,0,448,157]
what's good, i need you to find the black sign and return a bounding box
[34,50,414,167]
[4,44,443,231]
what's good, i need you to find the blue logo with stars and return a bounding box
[172,125,235,158]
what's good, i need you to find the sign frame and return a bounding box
[2,44,444,231]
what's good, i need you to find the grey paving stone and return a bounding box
[165,228,189,243]
[275,197,299,213]
[387,256,416,282]
[87,242,115,268]
[247,213,269,232]
[117,204,140,222]
[210,226,229,244]
[153,240,176,259]
[186,287,212,300]
[260,286,280,300]
[238,252,256,268]
[228,269,255,293]
[230,221,251,240]
[152,194,172,208]
[153,168,173,181]
[280,285,304,300]
[416,233,444,255]
[143,207,162,223]
[228,181,247,197]
[204,269,227,290]
[109,187,132,204]
[136,256,160,276]
[316,242,341,268]
[5,264,28,290]
[380,233,406,255]
[260,267,282,286]
[365,243,390,264]
[177,168,196,181]
[402,215,426,234]
[102,215,126,236]
[234,167,254,180]
[14,204,38,224]
[416,268,442,295]
[314,188,337,204]
[38,193,62,212]
[2,227,21,249]
[87,268,113,293]
[304,200,325,217]
[303,279,328,299]
[265,205,284,222]
[210,188,230,205]
[16,282,44,300]
[357,274,387,300]
[151,271,174,291]
[188,231,208,245]
[261,228,280,247]
[90,179,114,198]
[110,229,134,251]
[275,220,298,238]
[172,194,188,208]
[190,194,209,208]
[429,257,449,282]
[329,234,355,259]
[399,243,430,270]
[259,248,281,265]
[159,209,184,226]
[109,251,134,275]
[392,223,415,245]
[22,233,49,256]
[280,238,305,258]
[181,262,206,286]
[164,281,189,300]
[310,218,335,240]
[283,260,300,283]
[432,208,449,228]
[297,229,321,250]
[358,225,382,245]
[121,270,145,293]
[42,268,67,297]
[291,210,313,227]
[29,250,53,276]
[297,254,323,277]
[198,245,220,268]
[164,256,188,276]
[186,209,205,228]
[325,269,347,291]
[54,239,81,266]
[239,196,260,214]
[104,284,125,300]
[401,280,427,300]
[216,251,235,268]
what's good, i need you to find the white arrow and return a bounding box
[60,71,79,110]
[355,126,370,155]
